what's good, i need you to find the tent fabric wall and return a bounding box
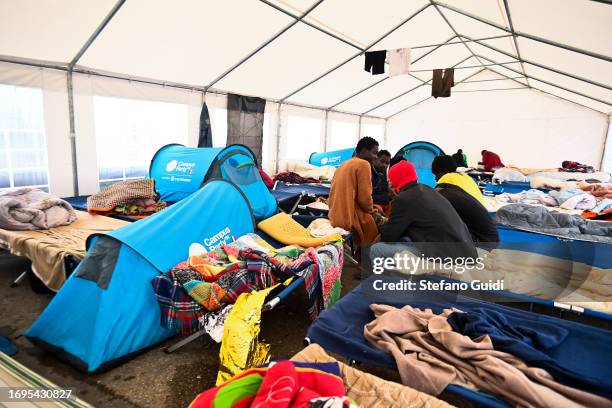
[387,71,609,170]
[1,1,611,197]
[0,62,73,197]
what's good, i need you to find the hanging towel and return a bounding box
[432,68,454,98]
[198,99,213,147]
[227,94,266,164]
[364,50,386,75]
[388,48,411,76]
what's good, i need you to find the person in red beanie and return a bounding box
[370,160,477,263]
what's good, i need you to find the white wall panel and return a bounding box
[387,75,608,169]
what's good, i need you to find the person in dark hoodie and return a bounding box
[432,155,499,244]
[371,150,393,210]
[371,160,478,261]
[452,149,468,168]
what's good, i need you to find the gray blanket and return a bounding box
[0,188,76,231]
[495,203,612,243]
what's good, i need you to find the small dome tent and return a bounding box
[309,148,355,168]
[25,179,256,372]
[395,141,444,187]
[149,144,277,220]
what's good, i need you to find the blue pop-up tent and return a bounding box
[395,141,444,187]
[309,148,354,168]
[25,179,256,372]
[149,143,277,220]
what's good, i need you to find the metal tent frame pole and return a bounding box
[274,103,282,173]
[384,67,494,119]
[328,35,458,109]
[429,0,484,67]
[279,3,432,102]
[472,53,612,106]
[207,0,326,89]
[457,34,611,91]
[599,116,611,170]
[432,1,612,63]
[66,0,127,196]
[473,57,610,114]
[501,0,530,86]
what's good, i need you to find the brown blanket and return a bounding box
[291,343,453,408]
[364,304,611,408]
[87,179,156,214]
[0,212,128,291]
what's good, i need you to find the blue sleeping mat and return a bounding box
[484,181,548,195]
[307,275,612,408]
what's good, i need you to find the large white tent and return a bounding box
[0,0,610,196]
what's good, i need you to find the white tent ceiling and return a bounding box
[0,0,610,118]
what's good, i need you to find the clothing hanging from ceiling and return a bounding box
[432,68,455,98]
[198,99,213,147]
[364,50,386,75]
[388,48,411,77]
[227,94,266,164]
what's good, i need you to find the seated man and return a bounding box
[432,155,485,205]
[452,149,468,168]
[371,161,478,262]
[329,137,380,249]
[432,156,499,243]
[479,149,504,171]
[371,150,393,213]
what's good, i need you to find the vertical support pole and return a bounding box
[383,118,389,148]
[323,110,330,151]
[600,116,611,171]
[66,72,79,196]
[357,115,363,142]
[274,103,282,173]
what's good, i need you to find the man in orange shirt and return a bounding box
[329,137,379,250]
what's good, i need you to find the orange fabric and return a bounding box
[329,157,378,246]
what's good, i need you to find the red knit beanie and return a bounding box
[388,160,418,190]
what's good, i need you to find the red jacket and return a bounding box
[480,151,504,171]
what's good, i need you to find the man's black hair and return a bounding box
[356,136,379,153]
[377,149,391,158]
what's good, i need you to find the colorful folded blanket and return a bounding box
[152,233,343,333]
[190,360,350,408]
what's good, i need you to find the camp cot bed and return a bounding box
[305,274,612,408]
[495,224,611,269]
[1,211,129,291]
[483,180,538,195]
[166,213,351,353]
[272,181,331,213]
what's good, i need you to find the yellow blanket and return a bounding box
[257,212,341,247]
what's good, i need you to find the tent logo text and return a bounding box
[203,227,232,250]
[165,160,178,172]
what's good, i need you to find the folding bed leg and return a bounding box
[9,271,28,288]
[165,330,208,353]
[343,246,359,266]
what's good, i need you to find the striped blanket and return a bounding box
[152,233,343,334]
